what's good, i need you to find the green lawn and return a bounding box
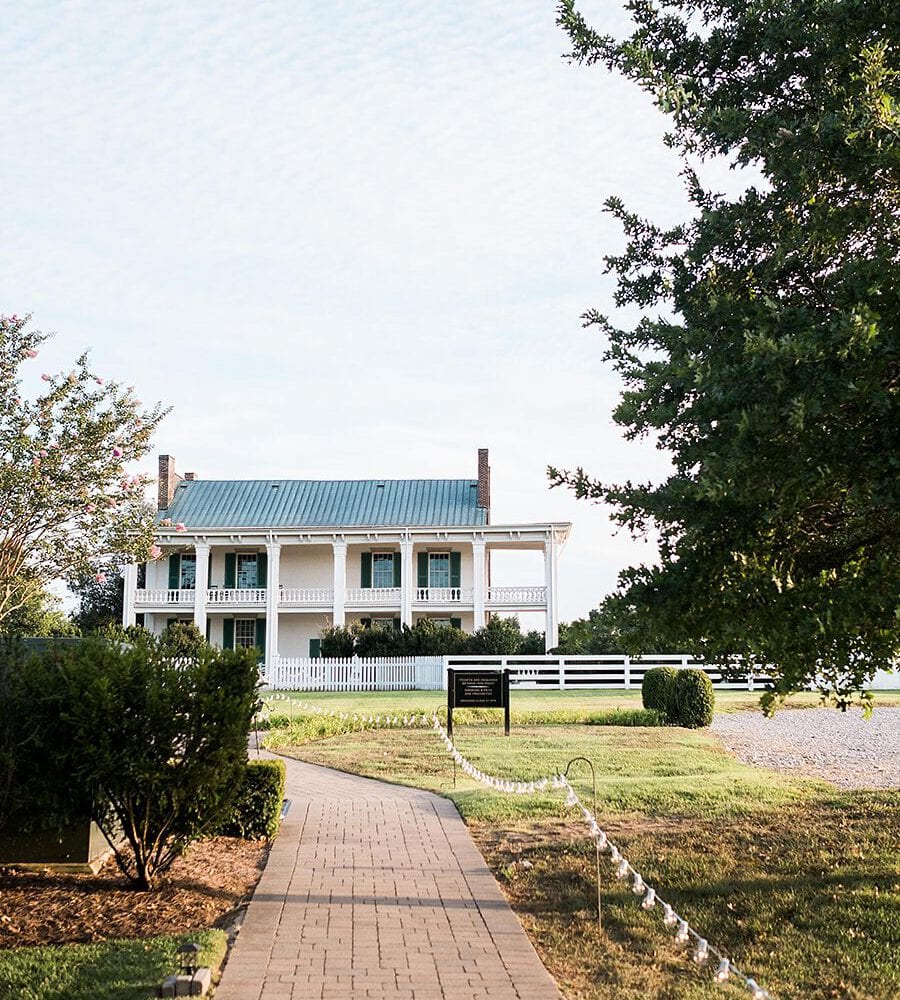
[261,686,900,718]
[0,930,227,1000]
[266,708,900,1000]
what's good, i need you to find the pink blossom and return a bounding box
[175,522,186,532]
[112,446,123,457]
[41,373,52,382]
[134,419,143,428]
[39,449,48,458]
[67,372,77,384]
[25,349,38,359]
[106,496,117,506]
[32,456,41,467]
[49,442,59,449]
[95,377,104,385]
[95,572,107,584]
[150,544,163,559]
[85,504,96,513]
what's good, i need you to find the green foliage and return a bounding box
[69,570,124,633]
[219,759,286,839]
[0,313,168,628]
[321,615,542,657]
[0,576,79,638]
[641,667,678,721]
[3,635,260,889]
[552,1,900,707]
[159,621,208,658]
[673,668,715,728]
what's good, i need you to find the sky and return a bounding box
[1,1,735,623]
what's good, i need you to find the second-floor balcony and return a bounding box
[134,583,548,611]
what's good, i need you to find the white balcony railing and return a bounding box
[345,587,402,604]
[206,588,267,605]
[414,587,473,604]
[134,588,195,606]
[280,587,333,606]
[486,586,547,606]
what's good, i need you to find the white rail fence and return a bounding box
[267,655,444,691]
[263,653,773,692]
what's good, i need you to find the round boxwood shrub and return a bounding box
[641,666,678,721]
[673,668,715,728]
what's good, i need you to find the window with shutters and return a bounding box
[236,554,257,588]
[372,552,395,588]
[428,553,450,588]
[179,554,196,589]
[235,619,256,648]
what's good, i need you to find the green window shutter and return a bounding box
[361,552,372,588]
[255,618,266,655]
[166,617,177,628]
[361,617,372,629]
[450,552,461,589]
[224,553,236,588]
[417,552,428,588]
[207,552,212,585]
[223,618,234,650]
[168,554,180,589]
[450,617,462,630]
[309,638,321,658]
[205,619,211,642]
[257,552,267,589]
[393,617,401,631]
[393,554,401,587]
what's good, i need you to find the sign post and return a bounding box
[447,668,510,738]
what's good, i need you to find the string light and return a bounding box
[694,939,709,964]
[715,959,731,983]
[662,903,678,927]
[641,888,656,910]
[616,858,630,880]
[675,919,690,944]
[746,980,769,1000]
[632,873,646,895]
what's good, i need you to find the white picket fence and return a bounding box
[262,653,773,692]
[266,655,444,691]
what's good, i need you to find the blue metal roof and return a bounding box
[158,479,487,528]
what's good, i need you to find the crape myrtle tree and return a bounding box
[0,314,168,626]
[551,2,899,710]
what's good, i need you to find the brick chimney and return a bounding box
[477,448,490,523]
[157,454,183,511]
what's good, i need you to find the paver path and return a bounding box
[215,756,561,1000]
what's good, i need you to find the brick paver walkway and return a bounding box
[215,757,561,1000]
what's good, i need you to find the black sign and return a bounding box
[447,668,510,737]
[453,671,504,707]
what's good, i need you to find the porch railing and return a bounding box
[134,588,194,605]
[206,588,267,605]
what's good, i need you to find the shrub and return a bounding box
[673,668,715,728]
[219,759,286,839]
[641,667,678,720]
[39,634,259,889]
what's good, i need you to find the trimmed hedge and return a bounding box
[673,669,715,728]
[219,759,286,840]
[641,667,678,721]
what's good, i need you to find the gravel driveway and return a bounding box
[712,708,900,790]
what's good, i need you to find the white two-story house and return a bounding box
[123,449,570,669]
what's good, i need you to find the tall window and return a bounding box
[428,552,450,588]
[237,554,258,588]
[235,619,257,648]
[372,552,395,588]
[180,554,196,589]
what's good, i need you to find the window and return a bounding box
[236,554,257,588]
[371,617,395,630]
[431,618,451,628]
[179,554,196,589]
[428,552,450,588]
[235,619,257,648]
[372,552,395,588]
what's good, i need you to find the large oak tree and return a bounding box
[552,1,899,708]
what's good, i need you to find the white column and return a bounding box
[332,539,347,627]
[122,562,138,626]
[265,539,281,673]
[193,542,210,635]
[400,536,414,626]
[544,534,559,651]
[472,538,486,630]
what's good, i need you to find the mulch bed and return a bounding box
[0,836,269,949]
